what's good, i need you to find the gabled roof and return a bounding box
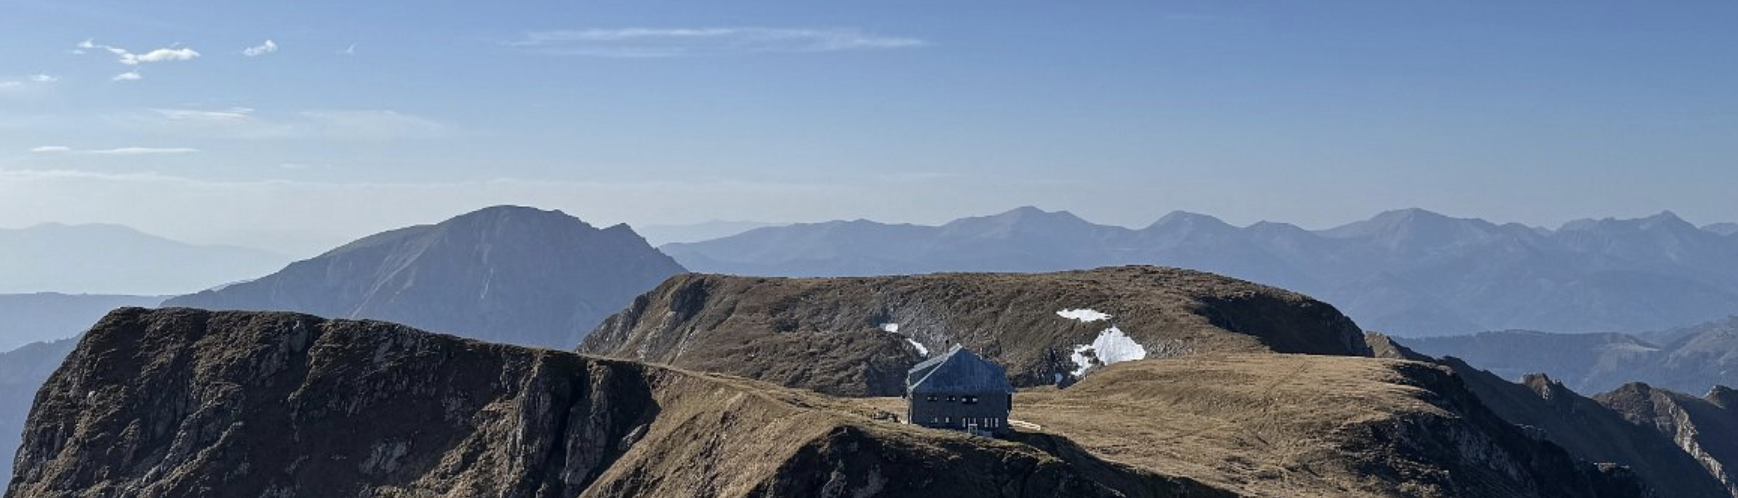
[906,345,1014,394]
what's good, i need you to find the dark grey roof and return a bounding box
[906,345,1014,394]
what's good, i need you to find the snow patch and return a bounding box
[880,323,900,333]
[905,338,929,356]
[1070,326,1148,377]
[1056,309,1111,323]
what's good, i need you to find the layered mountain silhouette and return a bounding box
[0,293,162,351]
[166,206,686,349]
[634,220,786,245]
[1406,316,1738,396]
[0,223,289,295]
[664,207,1738,336]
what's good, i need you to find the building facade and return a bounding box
[905,345,1015,436]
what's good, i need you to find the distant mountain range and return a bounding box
[1706,223,1738,237]
[664,207,1738,336]
[1404,316,1738,396]
[0,223,291,295]
[0,293,162,351]
[634,220,787,246]
[166,206,686,349]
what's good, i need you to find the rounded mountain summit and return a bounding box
[167,206,687,349]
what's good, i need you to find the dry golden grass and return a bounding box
[860,354,1524,498]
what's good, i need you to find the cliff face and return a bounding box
[581,266,1371,396]
[7,308,1226,498]
[167,206,685,349]
[1370,332,1731,497]
[1597,383,1738,497]
[0,337,81,490]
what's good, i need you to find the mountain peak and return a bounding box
[1372,207,1453,224]
[1321,207,1495,240]
[448,205,597,229]
[165,206,685,349]
[941,206,1094,234]
[988,205,1085,222]
[1147,210,1232,231]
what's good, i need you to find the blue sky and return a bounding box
[1,1,1734,253]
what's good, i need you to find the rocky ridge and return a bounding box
[7,308,1228,498]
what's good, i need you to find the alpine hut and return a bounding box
[904,345,1015,436]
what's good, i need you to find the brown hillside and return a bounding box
[868,354,1648,498]
[7,308,1229,498]
[581,266,1371,396]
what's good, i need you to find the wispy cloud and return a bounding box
[508,27,928,57]
[152,107,256,121]
[114,107,452,140]
[1,74,60,97]
[30,145,200,155]
[242,40,278,57]
[75,39,201,81]
[125,47,200,64]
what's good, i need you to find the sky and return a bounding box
[1,1,1735,254]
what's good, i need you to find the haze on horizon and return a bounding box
[2,1,1734,253]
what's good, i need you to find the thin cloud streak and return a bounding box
[29,146,200,155]
[114,107,453,140]
[509,27,928,57]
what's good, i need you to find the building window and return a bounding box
[926,395,936,402]
[963,395,978,405]
[946,395,955,402]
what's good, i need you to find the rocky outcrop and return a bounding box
[167,206,686,349]
[1371,332,1729,497]
[581,266,1371,396]
[1598,383,1738,497]
[7,308,1227,498]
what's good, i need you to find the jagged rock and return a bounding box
[1598,382,1738,497]
[1371,332,1728,497]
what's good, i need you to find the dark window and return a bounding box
[963,396,978,404]
[946,395,955,402]
[926,395,936,402]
